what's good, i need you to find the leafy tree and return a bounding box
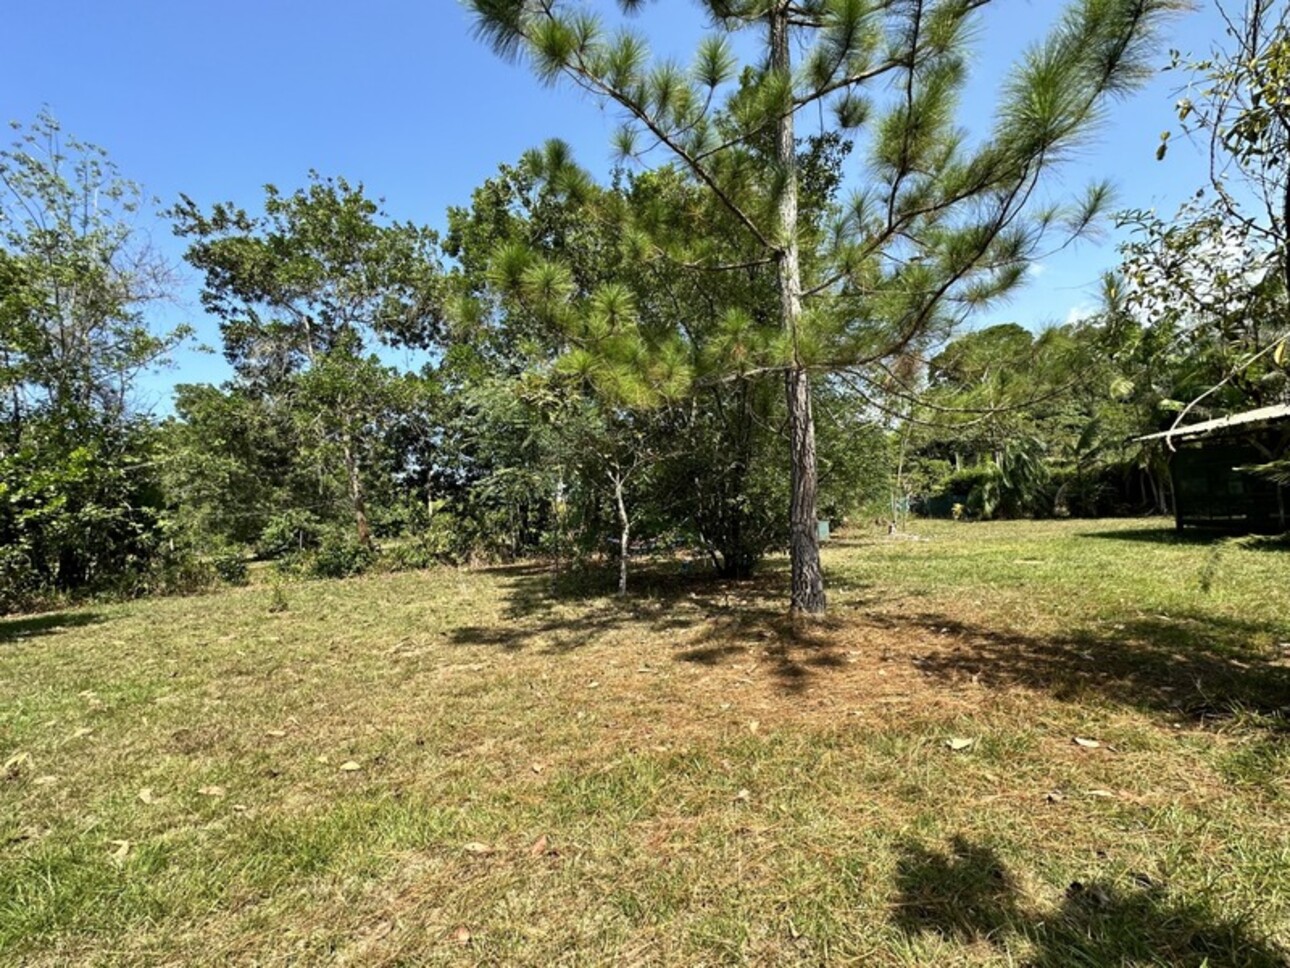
[159,383,312,549]
[469,0,1184,613]
[0,111,181,429]
[170,175,443,549]
[890,318,1161,519]
[1168,0,1290,293]
[1114,0,1290,494]
[0,111,186,607]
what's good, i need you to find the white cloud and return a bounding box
[1064,304,1096,325]
[1027,262,1048,278]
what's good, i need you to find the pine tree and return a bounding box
[468,0,1183,613]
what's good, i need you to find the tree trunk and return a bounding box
[613,472,630,596]
[772,4,826,615]
[341,435,373,550]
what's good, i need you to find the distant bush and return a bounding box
[381,541,439,572]
[380,514,464,571]
[964,464,1005,520]
[140,553,220,598]
[257,510,323,560]
[306,534,376,579]
[945,464,998,498]
[210,551,249,586]
[0,546,43,615]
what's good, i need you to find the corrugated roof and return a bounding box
[1135,403,1290,442]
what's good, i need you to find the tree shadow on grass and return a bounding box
[1081,526,1290,550]
[892,836,1023,945]
[447,560,1290,718]
[867,608,1290,729]
[0,611,103,646]
[892,837,1287,967]
[448,559,863,693]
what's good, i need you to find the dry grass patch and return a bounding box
[2,518,1288,965]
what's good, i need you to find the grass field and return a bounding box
[2,518,1288,966]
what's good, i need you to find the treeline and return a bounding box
[1,117,896,612]
[3,68,1288,613]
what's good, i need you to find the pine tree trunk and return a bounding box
[772,4,826,615]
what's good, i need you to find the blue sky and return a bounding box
[1,1,1228,411]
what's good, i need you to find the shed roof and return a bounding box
[1135,403,1290,443]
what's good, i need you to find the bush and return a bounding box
[0,545,42,615]
[256,510,322,560]
[210,551,249,586]
[141,553,220,598]
[306,534,376,579]
[964,464,1004,520]
[381,541,439,572]
[944,464,999,498]
[380,514,465,571]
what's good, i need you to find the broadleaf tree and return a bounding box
[0,111,186,606]
[468,0,1184,614]
[170,175,443,549]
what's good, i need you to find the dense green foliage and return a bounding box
[467,0,1185,614]
[3,0,1289,612]
[0,113,190,611]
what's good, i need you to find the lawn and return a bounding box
[2,518,1288,966]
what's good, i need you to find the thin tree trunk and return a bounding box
[341,434,373,550]
[772,4,826,615]
[612,471,630,596]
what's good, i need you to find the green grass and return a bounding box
[2,518,1288,965]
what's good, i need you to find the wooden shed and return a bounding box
[1137,404,1290,534]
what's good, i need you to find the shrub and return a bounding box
[210,551,249,586]
[268,580,290,613]
[306,534,375,579]
[381,541,439,573]
[142,553,220,598]
[380,514,463,571]
[0,545,42,615]
[257,510,322,560]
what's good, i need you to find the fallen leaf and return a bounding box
[2,751,31,777]
[946,737,975,751]
[451,925,472,945]
[1086,789,1116,798]
[462,841,493,855]
[70,727,93,740]
[265,729,287,738]
[530,763,543,774]
[137,787,159,804]
[109,840,131,865]
[232,803,248,812]
[748,720,760,734]
[33,775,58,786]
[198,785,226,798]
[734,788,751,803]
[1073,737,1102,749]
[370,920,394,941]
[529,834,549,857]
[1046,791,1066,803]
[339,761,362,772]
